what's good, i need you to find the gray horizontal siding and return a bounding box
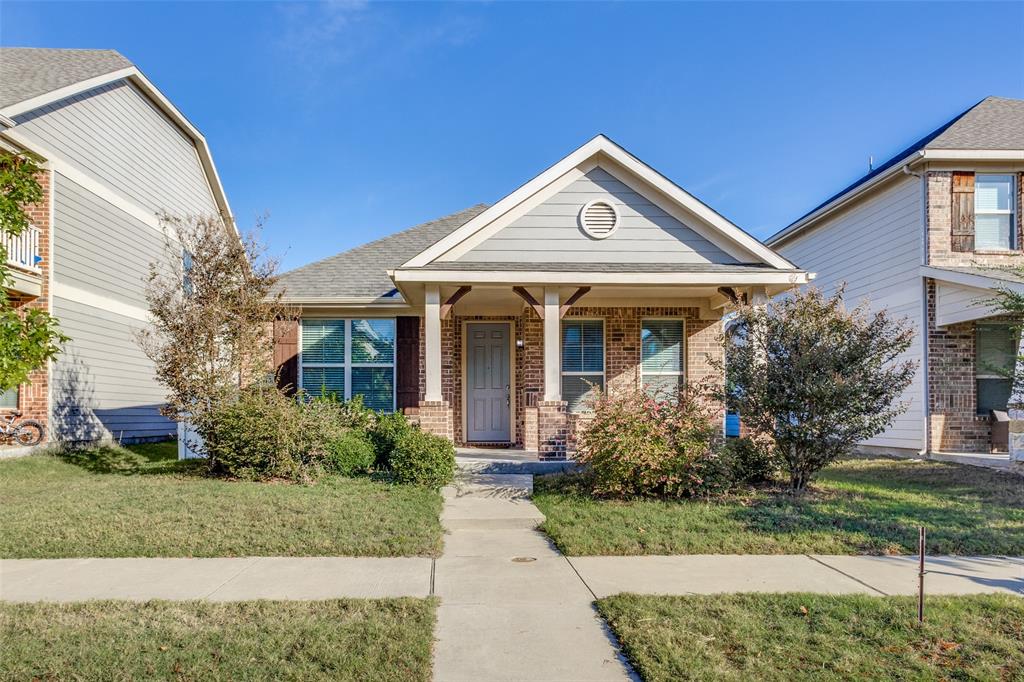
[14,79,217,217]
[51,296,173,443]
[53,172,163,308]
[458,167,739,264]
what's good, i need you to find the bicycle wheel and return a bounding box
[14,420,44,446]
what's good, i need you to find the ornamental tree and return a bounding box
[0,150,68,392]
[723,287,916,491]
[136,213,293,431]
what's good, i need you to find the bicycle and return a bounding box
[0,411,45,446]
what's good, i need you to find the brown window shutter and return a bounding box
[951,171,975,252]
[396,316,421,410]
[274,318,299,395]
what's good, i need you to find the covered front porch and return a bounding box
[395,266,804,459]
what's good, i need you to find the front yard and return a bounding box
[0,442,444,558]
[598,593,1024,681]
[1,598,435,681]
[534,458,1024,556]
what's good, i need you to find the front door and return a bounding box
[466,323,511,442]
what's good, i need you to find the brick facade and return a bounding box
[3,169,51,442]
[924,171,1024,453]
[413,304,724,459]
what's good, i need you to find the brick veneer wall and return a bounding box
[926,171,1024,267]
[413,304,724,459]
[3,169,51,441]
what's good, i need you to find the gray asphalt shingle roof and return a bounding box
[0,47,133,109]
[771,96,1024,241]
[409,262,788,273]
[277,204,489,300]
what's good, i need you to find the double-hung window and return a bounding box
[976,323,1018,416]
[0,387,17,410]
[561,320,604,413]
[975,174,1017,250]
[641,319,685,400]
[300,319,395,411]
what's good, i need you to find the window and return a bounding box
[641,319,685,400]
[300,318,395,411]
[976,323,1018,415]
[182,249,194,296]
[562,320,604,412]
[975,174,1017,250]
[0,387,17,410]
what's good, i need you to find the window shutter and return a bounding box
[395,316,421,410]
[274,318,299,395]
[951,171,975,252]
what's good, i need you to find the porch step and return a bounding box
[456,457,578,475]
[441,473,546,530]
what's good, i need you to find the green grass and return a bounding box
[534,458,1024,556]
[0,442,444,558]
[0,598,435,681]
[598,593,1024,682]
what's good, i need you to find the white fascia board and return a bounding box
[921,265,1024,295]
[922,149,1024,161]
[393,269,812,286]
[403,134,794,270]
[768,152,927,247]
[0,67,236,235]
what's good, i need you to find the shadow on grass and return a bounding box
[57,442,204,477]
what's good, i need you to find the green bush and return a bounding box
[325,429,376,476]
[576,387,727,498]
[370,412,414,468]
[390,430,455,488]
[721,436,779,484]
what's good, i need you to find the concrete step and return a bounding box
[441,497,546,531]
[456,457,578,475]
[444,473,534,500]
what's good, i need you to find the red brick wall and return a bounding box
[3,169,51,440]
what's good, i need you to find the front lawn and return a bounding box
[598,593,1024,681]
[1,598,435,681]
[0,443,443,558]
[534,458,1024,555]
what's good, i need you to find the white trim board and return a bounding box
[403,135,795,270]
[393,269,812,286]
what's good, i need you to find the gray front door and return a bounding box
[466,323,511,442]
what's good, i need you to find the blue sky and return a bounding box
[3,1,1023,271]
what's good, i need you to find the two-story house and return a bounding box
[0,47,233,447]
[768,97,1024,463]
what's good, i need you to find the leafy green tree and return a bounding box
[723,287,916,491]
[0,151,68,392]
[983,272,1024,404]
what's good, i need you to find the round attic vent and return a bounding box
[579,200,620,239]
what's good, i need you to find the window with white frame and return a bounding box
[561,319,604,413]
[975,174,1017,250]
[976,323,1018,416]
[300,318,395,411]
[0,386,17,410]
[641,319,685,400]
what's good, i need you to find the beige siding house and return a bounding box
[769,97,1024,462]
[276,135,810,459]
[0,48,233,446]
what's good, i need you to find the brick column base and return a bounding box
[417,400,453,442]
[537,400,568,460]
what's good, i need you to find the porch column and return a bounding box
[543,287,560,401]
[1009,335,1024,464]
[424,284,442,401]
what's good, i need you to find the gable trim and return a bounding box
[404,135,794,270]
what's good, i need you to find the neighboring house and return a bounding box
[0,48,233,445]
[276,135,810,459]
[768,96,1024,458]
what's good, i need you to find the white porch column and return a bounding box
[424,284,442,402]
[543,287,561,402]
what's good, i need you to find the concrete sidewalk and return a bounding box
[0,557,432,602]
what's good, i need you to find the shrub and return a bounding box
[721,436,778,484]
[325,429,376,476]
[370,412,415,468]
[576,386,725,498]
[390,430,455,488]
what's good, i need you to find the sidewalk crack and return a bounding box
[563,555,598,601]
[202,557,261,599]
[805,555,888,596]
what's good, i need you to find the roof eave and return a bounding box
[392,268,813,286]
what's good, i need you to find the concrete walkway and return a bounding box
[432,472,636,682]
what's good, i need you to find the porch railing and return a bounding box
[2,225,42,273]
